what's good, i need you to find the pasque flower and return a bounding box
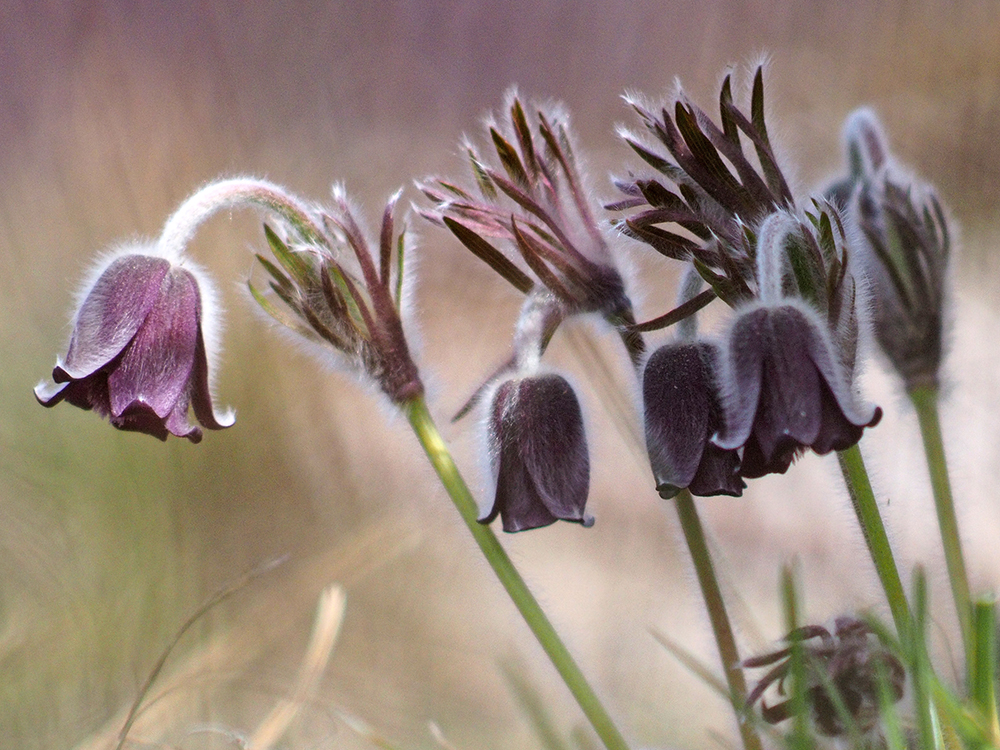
[34,250,233,442]
[713,212,882,477]
[716,303,882,477]
[481,373,593,532]
[643,340,743,498]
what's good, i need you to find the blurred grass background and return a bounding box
[2,1,1000,748]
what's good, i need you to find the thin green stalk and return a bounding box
[970,599,1000,746]
[836,445,911,636]
[910,385,973,675]
[779,566,814,750]
[674,491,762,750]
[404,396,630,750]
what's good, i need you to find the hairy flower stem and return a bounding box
[404,395,631,750]
[158,178,327,259]
[673,491,762,750]
[909,385,973,682]
[837,445,911,635]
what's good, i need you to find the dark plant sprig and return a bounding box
[420,95,644,366]
[744,616,905,740]
[610,67,797,312]
[250,189,423,405]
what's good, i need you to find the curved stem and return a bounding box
[673,490,762,750]
[157,178,327,260]
[909,385,973,681]
[837,444,911,635]
[404,396,631,750]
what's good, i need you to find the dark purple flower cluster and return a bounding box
[642,299,882,498]
[616,72,883,498]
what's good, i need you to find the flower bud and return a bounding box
[481,374,593,532]
[35,249,233,442]
[835,108,951,392]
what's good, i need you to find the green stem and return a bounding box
[404,396,630,750]
[909,385,973,677]
[837,445,911,636]
[673,491,762,750]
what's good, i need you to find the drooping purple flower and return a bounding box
[643,340,744,498]
[481,374,593,533]
[35,251,233,442]
[714,303,881,478]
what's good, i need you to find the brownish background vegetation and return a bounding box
[3,1,999,748]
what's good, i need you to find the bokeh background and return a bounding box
[3,1,1000,748]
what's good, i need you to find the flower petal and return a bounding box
[688,443,745,496]
[60,255,171,380]
[107,266,200,420]
[643,342,714,495]
[750,306,823,463]
[714,306,767,450]
[515,375,591,524]
[188,327,236,430]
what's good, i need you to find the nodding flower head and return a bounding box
[715,302,881,477]
[643,339,744,498]
[419,92,643,365]
[832,108,951,392]
[744,617,905,738]
[714,212,881,477]
[481,373,593,533]
[34,248,233,442]
[249,187,423,405]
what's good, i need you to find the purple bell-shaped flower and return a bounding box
[35,250,233,442]
[715,302,881,477]
[481,373,593,532]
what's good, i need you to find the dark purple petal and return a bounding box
[643,342,712,492]
[811,381,883,455]
[111,402,172,441]
[188,327,235,431]
[107,267,200,420]
[739,432,800,479]
[490,454,562,532]
[60,255,171,380]
[35,371,113,416]
[517,376,590,520]
[714,306,766,451]
[687,443,744,496]
[643,341,743,497]
[750,307,823,464]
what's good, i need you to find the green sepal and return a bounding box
[491,127,529,188]
[264,223,315,288]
